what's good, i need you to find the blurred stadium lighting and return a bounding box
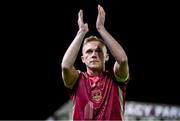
[46,100,180,121]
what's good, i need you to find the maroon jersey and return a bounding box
[69,70,127,120]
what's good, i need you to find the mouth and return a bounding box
[90,60,99,63]
[90,61,99,64]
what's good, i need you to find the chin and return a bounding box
[89,65,101,70]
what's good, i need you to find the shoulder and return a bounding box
[66,70,85,94]
[73,70,88,86]
[77,70,87,79]
[106,69,129,86]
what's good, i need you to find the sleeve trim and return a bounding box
[115,73,129,82]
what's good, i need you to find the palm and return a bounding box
[96,5,105,30]
[78,10,89,33]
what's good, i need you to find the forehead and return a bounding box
[82,41,107,54]
[83,41,104,50]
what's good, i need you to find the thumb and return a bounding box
[84,23,88,28]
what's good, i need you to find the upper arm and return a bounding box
[113,61,129,82]
[61,66,79,89]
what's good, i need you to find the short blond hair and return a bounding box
[82,36,107,53]
[83,36,104,45]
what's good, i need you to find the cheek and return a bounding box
[83,55,90,62]
[84,55,89,59]
[98,54,105,60]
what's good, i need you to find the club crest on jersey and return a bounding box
[91,89,102,103]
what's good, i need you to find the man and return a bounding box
[61,4,129,120]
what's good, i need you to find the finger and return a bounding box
[78,9,84,24]
[78,9,83,19]
[99,5,105,16]
[98,5,101,15]
[98,5,105,16]
[98,4,101,9]
[84,23,88,28]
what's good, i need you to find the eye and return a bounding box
[86,49,93,54]
[96,48,102,53]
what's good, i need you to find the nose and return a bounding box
[92,51,97,58]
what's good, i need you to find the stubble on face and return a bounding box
[82,41,107,71]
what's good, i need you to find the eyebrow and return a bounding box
[86,46,102,51]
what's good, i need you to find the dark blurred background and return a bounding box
[1,0,179,120]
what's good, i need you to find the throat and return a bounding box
[89,76,100,84]
[87,68,104,76]
[87,69,104,86]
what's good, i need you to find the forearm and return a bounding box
[61,30,86,68]
[98,27,127,63]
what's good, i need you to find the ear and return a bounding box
[81,55,85,63]
[105,54,109,61]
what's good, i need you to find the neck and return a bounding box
[86,67,104,76]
